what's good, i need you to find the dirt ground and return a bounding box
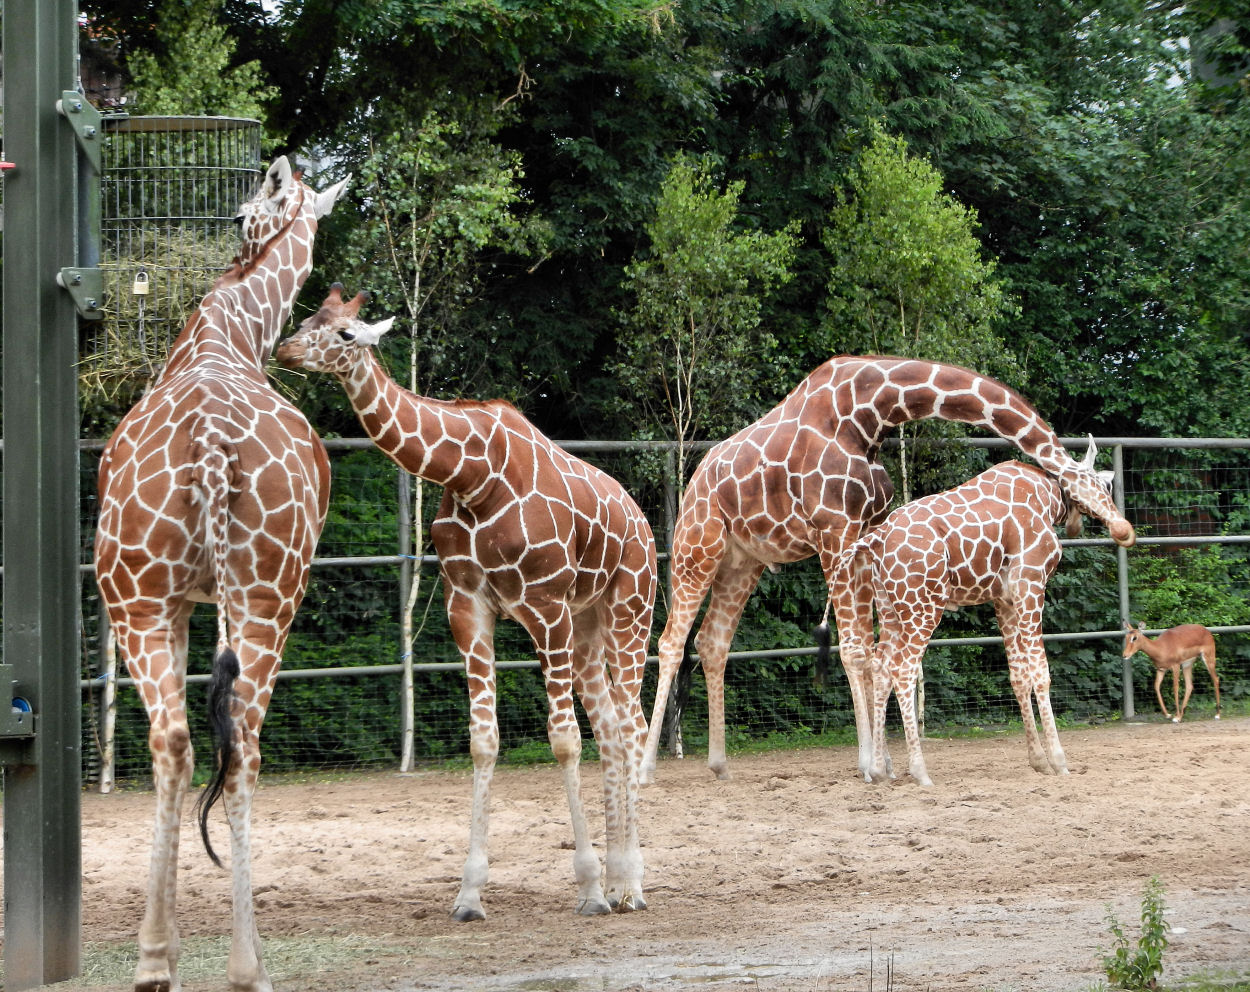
[33,715,1250,991]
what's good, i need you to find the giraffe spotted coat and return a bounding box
[276,287,656,921]
[641,355,1136,785]
[94,157,348,992]
[850,459,1096,786]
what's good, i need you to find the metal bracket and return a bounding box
[0,665,36,740]
[56,90,102,171]
[56,266,106,320]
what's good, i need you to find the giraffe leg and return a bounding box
[446,591,498,922]
[892,666,932,788]
[693,555,767,781]
[591,599,650,910]
[574,621,645,913]
[874,611,936,787]
[995,600,1064,775]
[217,639,283,992]
[117,614,193,992]
[525,603,611,915]
[641,533,724,784]
[826,546,880,782]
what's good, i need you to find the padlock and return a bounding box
[132,269,150,296]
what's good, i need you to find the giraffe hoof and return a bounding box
[576,896,612,916]
[450,904,486,923]
[611,891,646,913]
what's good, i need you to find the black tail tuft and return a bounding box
[812,622,831,688]
[195,647,240,868]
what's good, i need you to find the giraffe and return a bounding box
[275,287,657,920]
[640,355,1136,785]
[93,156,349,992]
[846,457,1109,786]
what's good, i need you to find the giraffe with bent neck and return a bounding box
[640,356,1136,785]
[848,457,1110,786]
[94,157,348,992]
[276,287,656,920]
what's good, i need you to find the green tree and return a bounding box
[821,124,1016,373]
[820,124,1018,499]
[612,155,799,486]
[125,0,277,127]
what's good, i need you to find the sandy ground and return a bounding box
[21,715,1250,991]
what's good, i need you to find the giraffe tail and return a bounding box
[813,598,833,688]
[191,420,241,868]
[195,647,241,867]
[813,545,860,686]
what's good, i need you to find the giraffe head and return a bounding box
[1057,441,1116,538]
[233,156,351,269]
[1059,437,1135,546]
[275,284,395,375]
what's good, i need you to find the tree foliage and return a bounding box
[124,0,277,127]
[612,155,798,482]
[821,124,1017,378]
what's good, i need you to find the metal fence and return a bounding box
[82,115,261,414]
[67,435,1250,787]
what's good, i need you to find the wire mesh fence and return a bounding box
[82,116,261,416]
[42,112,1243,788]
[70,436,1250,788]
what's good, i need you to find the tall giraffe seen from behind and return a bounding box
[641,356,1136,785]
[276,287,656,919]
[94,157,348,992]
[848,458,1109,786]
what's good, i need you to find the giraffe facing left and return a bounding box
[94,156,349,992]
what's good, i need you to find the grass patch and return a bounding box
[38,933,413,989]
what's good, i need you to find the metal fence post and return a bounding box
[1114,443,1135,718]
[1,0,84,985]
[398,469,416,771]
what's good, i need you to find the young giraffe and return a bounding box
[847,457,1109,786]
[275,287,656,920]
[641,356,1136,785]
[94,157,348,992]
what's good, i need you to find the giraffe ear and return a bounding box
[353,317,395,347]
[314,174,352,219]
[263,156,293,201]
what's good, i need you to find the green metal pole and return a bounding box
[1,0,84,986]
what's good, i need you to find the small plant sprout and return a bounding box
[1101,876,1170,991]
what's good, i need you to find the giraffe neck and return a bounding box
[846,359,1070,474]
[337,352,497,496]
[158,192,317,382]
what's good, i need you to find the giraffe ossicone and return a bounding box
[849,460,1092,786]
[641,355,1135,786]
[94,157,348,992]
[276,287,657,921]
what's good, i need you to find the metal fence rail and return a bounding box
[57,435,1250,786]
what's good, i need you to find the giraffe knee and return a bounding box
[468,729,499,766]
[549,730,582,766]
[150,721,194,779]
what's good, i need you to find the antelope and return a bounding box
[1122,622,1221,723]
